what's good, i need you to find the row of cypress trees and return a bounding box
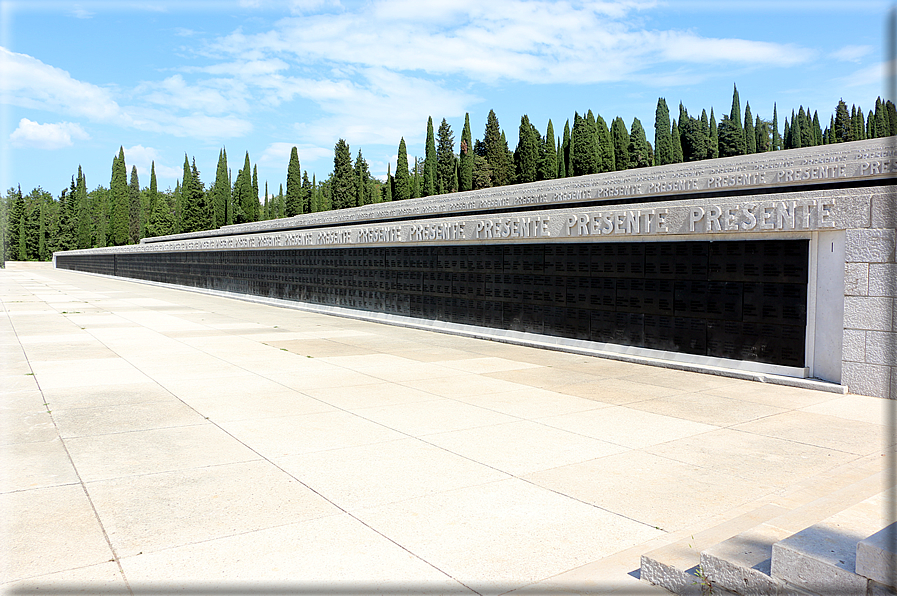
[3,88,894,262]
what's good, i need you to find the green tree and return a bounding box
[277,184,286,217]
[128,165,141,243]
[436,118,455,194]
[628,117,653,168]
[670,119,683,163]
[680,116,707,162]
[395,138,412,200]
[146,181,176,238]
[755,116,770,153]
[571,112,597,176]
[459,113,473,191]
[423,117,437,196]
[727,84,746,155]
[833,99,851,143]
[595,113,614,172]
[484,110,509,186]
[744,103,756,154]
[286,147,302,216]
[772,104,781,151]
[301,171,312,213]
[412,157,421,198]
[181,155,208,232]
[212,149,229,228]
[610,117,629,172]
[110,147,129,245]
[561,120,571,177]
[383,164,393,202]
[708,108,719,158]
[654,98,673,165]
[514,115,539,183]
[144,163,158,237]
[718,115,744,157]
[332,139,355,209]
[75,167,90,249]
[540,119,557,181]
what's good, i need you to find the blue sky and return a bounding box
[1,0,891,198]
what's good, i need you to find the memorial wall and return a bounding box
[55,138,897,398]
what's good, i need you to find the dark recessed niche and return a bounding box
[56,239,808,367]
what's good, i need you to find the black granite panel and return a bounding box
[56,239,809,367]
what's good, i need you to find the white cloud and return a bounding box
[0,47,252,140]
[120,145,183,181]
[831,45,874,63]
[9,119,89,150]
[259,141,332,167]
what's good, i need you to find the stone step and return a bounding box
[856,522,897,590]
[770,490,895,596]
[698,471,886,596]
[639,458,886,595]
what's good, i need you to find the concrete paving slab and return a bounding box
[801,393,892,426]
[350,397,519,437]
[0,438,80,492]
[2,561,129,594]
[218,410,409,459]
[118,514,474,593]
[1,410,58,445]
[353,477,664,594]
[551,376,687,403]
[63,424,262,482]
[536,405,719,449]
[39,382,176,409]
[186,389,336,422]
[274,437,510,510]
[732,410,890,456]
[625,391,790,426]
[27,357,152,390]
[447,385,610,419]
[1,484,114,583]
[52,400,209,438]
[524,450,778,532]
[85,459,342,557]
[424,419,629,476]
[645,428,861,488]
[301,382,448,411]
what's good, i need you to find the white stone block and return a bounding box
[872,195,897,229]
[842,362,892,399]
[869,264,897,297]
[771,525,868,596]
[857,523,897,588]
[842,329,866,362]
[845,263,870,296]
[846,229,896,263]
[866,331,897,367]
[845,296,894,332]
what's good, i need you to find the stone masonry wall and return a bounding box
[842,186,896,399]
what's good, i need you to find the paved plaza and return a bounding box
[1,262,892,595]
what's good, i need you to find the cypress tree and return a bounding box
[411,157,420,199]
[278,184,286,216]
[654,98,673,165]
[540,119,557,181]
[355,149,368,206]
[38,198,47,261]
[791,114,802,148]
[744,103,756,154]
[423,117,437,196]
[571,112,597,176]
[783,118,791,150]
[670,119,683,163]
[94,185,108,247]
[867,109,875,138]
[250,165,259,221]
[301,171,312,212]
[812,111,822,145]
[384,164,393,202]
[7,186,23,259]
[147,176,175,238]
[459,113,473,192]
[728,84,745,155]
[610,116,629,170]
[110,147,129,245]
[628,117,653,168]
[875,98,888,138]
[798,107,812,147]
[709,109,719,159]
[484,110,509,186]
[772,104,781,151]
[561,120,571,177]
[595,113,615,172]
[145,163,157,235]
[514,115,539,183]
[680,116,707,162]
[501,130,513,184]
[128,165,141,243]
[436,119,455,193]
[286,147,302,216]
[212,149,229,228]
[755,116,769,153]
[76,167,90,248]
[332,139,354,209]
[394,138,411,200]
[181,155,201,232]
[833,100,851,142]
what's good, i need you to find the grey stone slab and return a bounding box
[52,399,208,438]
[846,228,897,263]
[845,262,870,296]
[857,523,897,587]
[731,410,887,456]
[872,193,897,229]
[843,362,894,399]
[845,296,894,332]
[771,524,869,596]
[1,410,58,446]
[866,331,897,367]
[843,329,867,362]
[870,263,897,297]
[39,382,175,409]
[1,561,129,595]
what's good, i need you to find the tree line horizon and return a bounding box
[3,84,894,263]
